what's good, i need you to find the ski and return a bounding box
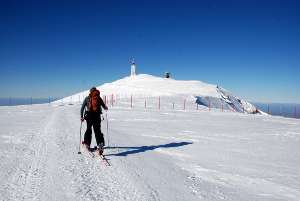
[94,151,111,166]
[81,144,95,158]
[99,155,111,166]
[80,144,111,166]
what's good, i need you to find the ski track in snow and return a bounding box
[1,104,300,201]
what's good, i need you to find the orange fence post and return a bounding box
[158,96,160,110]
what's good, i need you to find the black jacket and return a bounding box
[80,96,107,118]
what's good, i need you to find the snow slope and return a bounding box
[59,74,219,100]
[56,74,259,114]
[1,104,300,201]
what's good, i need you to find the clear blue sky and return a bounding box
[0,0,299,103]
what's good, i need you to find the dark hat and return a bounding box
[90,87,97,93]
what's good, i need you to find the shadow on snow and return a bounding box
[105,141,193,157]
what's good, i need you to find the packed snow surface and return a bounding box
[1,103,300,201]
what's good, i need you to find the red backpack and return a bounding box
[89,89,100,111]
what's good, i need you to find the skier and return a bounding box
[80,87,108,155]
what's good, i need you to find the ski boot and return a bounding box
[82,141,90,151]
[97,143,104,156]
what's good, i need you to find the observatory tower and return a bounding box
[130,58,136,77]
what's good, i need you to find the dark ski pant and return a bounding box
[84,112,104,147]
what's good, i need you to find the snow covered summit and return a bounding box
[99,74,219,98]
[57,74,259,114]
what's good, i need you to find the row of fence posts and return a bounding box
[98,94,299,119]
[66,94,232,113]
[3,95,299,119]
[4,95,298,119]
[102,94,117,107]
[266,104,298,118]
[14,94,296,119]
[100,95,218,112]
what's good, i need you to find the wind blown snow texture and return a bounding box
[55,74,259,114]
[1,103,300,201]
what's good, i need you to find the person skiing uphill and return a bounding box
[80,87,108,155]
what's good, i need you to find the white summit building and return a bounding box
[130,58,136,77]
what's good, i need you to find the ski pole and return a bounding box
[106,112,109,147]
[78,121,83,154]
